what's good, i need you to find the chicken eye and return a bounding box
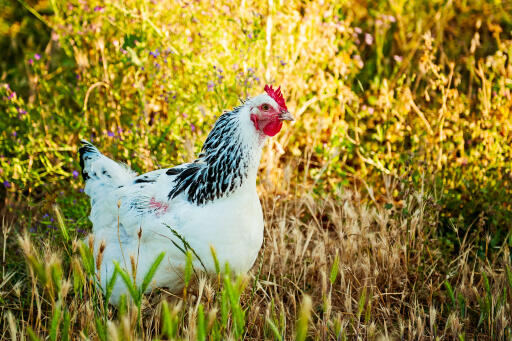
[261,104,270,111]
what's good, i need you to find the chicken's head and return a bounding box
[249,85,293,137]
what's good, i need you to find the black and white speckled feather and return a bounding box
[168,106,255,205]
[79,139,136,191]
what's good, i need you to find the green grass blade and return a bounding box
[60,309,70,341]
[184,251,193,287]
[105,268,119,303]
[49,302,62,341]
[53,205,69,243]
[165,225,208,272]
[118,294,128,317]
[330,252,339,285]
[140,252,165,293]
[26,326,42,341]
[78,241,95,276]
[95,318,107,341]
[51,263,63,297]
[482,272,491,298]
[15,0,53,27]
[197,304,206,341]
[113,261,139,303]
[444,281,456,307]
[161,301,177,339]
[357,286,367,320]
[210,245,220,275]
[457,293,466,318]
[295,295,312,341]
[26,254,47,286]
[220,289,229,327]
[266,318,283,341]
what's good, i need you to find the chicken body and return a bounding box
[79,88,292,304]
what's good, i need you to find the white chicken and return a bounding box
[79,85,293,304]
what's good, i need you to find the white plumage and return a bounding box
[79,88,293,304]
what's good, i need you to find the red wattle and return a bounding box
[262,119,283,137]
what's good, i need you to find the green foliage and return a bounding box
[295,295,312,341]
[161,301,178,339]
[1,0,512,339]
[329,251,339,285]
[0,0,511,254]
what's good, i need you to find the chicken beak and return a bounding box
[279,110,294,121]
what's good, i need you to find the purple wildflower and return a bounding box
[107,131,115,137]
[207,81,215,91]
[43,213,49,219]
[280,60,287,66]
[28,59,33,64]
[354,27,362,34]
[12,131,17,137]
[365,33,373,45]
[190,124,196,132]
[94,6,104,12]
[149,49,160,58]
[34,54,41,60]
[3,180,10,188]
[248,33,253,39]
[18,107,27,115]
[73,170,79,178]
[8,92,16,100]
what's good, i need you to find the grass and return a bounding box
[1,0,512,339]
[2,178,511,339]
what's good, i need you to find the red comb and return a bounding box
[264,85,288,111]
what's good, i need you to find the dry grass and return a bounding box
[1,0,512,339]
[1,174,511,340]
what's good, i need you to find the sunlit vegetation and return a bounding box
[1,0,511,339]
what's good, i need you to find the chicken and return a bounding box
[79,85,293,304]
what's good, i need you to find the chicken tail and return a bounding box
[78,140,136,194]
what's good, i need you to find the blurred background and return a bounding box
[1,0,512,338]
[2,0,511,255]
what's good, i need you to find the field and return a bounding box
[1,0,512,339]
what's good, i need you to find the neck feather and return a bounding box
[168,105,264,205]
